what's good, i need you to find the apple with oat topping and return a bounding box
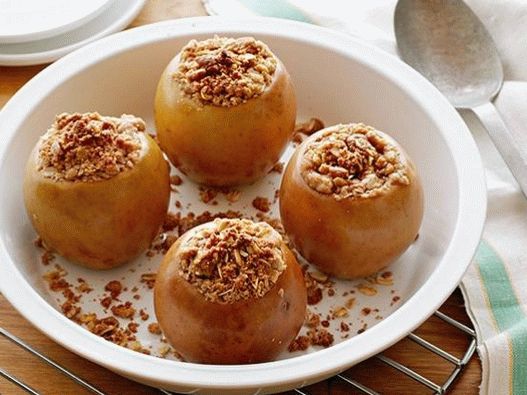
[24,112,170,269]
[154,218,307,364]
[154,36,296,187]
[280,123,424,279]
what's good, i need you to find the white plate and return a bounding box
[0,0,112,44]
[0,0,144,66]
[0,18,486,394]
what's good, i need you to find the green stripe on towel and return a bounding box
[238,0,312,22]
[476,240,527,393]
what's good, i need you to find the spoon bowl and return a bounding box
[395,0,527,196]
[395,0,503,108]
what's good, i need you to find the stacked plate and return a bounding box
[0,0,145,66]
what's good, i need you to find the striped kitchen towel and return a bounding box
[203,1,527,394]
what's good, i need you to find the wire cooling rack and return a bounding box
[0,307,476,395]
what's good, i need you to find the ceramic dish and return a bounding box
[0,0,111,44]
[0,0,144,66]
[0,18,486,394]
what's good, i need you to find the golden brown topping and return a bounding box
[177,218,286,303]
[175,36,277,107]
[301,123,410,200]
[37,112,145,182]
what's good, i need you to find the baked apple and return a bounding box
[24,112,170,269]
[280,123,424,279]
[154,218,307,364]
[154,36,296,186]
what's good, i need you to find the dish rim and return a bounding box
[0,0,145,66]
[0,17,486,391]
[0,0,112,44]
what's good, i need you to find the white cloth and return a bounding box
[204,1,527,394]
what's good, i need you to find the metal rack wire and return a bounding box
[0,309,477,395]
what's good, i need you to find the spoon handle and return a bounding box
[473,101,527,197]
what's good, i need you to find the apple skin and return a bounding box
[154,223,307,364]
[154,57,296,187]
[279,129,424,279]
[23,134,170,270]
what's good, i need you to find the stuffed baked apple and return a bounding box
[280,123,424,279]
[24,112,170,269]
[154,36,296,186]
[154,218,307,364]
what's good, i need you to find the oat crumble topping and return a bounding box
[37,112,145,182]
[177,218,286,303]
[301,123,410,200]
[174,36,277,107]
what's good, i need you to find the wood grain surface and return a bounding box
[0,1,481,394]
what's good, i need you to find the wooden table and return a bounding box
[0,1,481,393]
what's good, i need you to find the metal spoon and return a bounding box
[394,0,527,196]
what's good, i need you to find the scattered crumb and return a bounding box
[139,309,149,321]
[345,298,356,309]
[140,273,157,289]
[309,328,334,347]
[111,302,135,319]
[307,286,323,305]
[309,271,328,283]
[361,307,372,316]
[376,271,394,286]
[288,335,310,352]
[199,187,219,204]
[170,175,183,186]
[292,118,325,146]
[305,310,321,328]
[269,162,284,174]
[128,322,139,333]
[252,196,271,212]
[357,284,378,296]
[76,278,92,294]
[148,322,162,335]
[391,295,401,306]
[159,345,172,358]
[357,323,368,334]
[225,189,241,203]
[105,280,122,299]
[332,306,349,318]
[295,118,325,135]
[41,250,56,265]
[100,296,112,309]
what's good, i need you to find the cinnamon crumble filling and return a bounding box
[174,36,277,107]
[37,112,145,182]
[177,218,286,303]
[301,123,410,200]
